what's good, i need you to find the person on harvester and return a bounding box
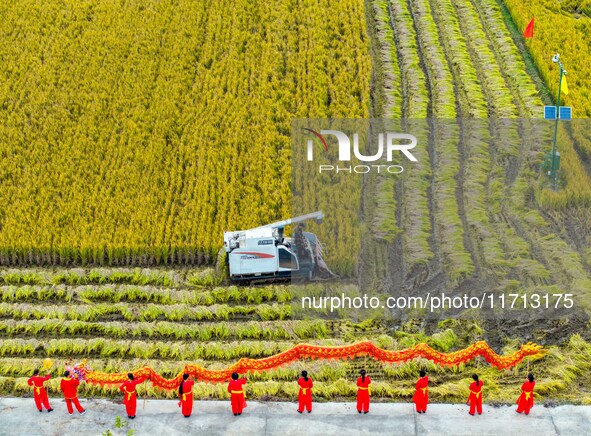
[297,370,313,413]
[412,370,429,413]
[27,369,53,413]
[467,374,483,416]
[119,373,147,419]
[356,369,371,414]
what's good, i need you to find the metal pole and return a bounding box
[550,62,563,189]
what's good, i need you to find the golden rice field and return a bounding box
[501,0,591,208]
[0,0,590,407]
[505,0,591,118]
[0,0,370,269]
[0,0,589,281]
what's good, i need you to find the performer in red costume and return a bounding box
[178,373,195,417]
[412,370,429,413]
[119,373,147,419]
[516,373,536,415]
[297,370,314,413]
[27,369,53,413]
[228,372,247,416]
[467,374,483,415]
[356,369,371,414]
[60,371,86,415]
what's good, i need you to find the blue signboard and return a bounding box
[544,106,557,120]
[559,106,572,120]
[544,106,572,120]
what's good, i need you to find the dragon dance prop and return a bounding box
[81,341,543,391]
[65,358,89,381]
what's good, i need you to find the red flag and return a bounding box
[524,18,535,38]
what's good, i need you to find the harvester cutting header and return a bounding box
[223,211,334,283]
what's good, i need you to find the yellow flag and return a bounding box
[561,75,569,96]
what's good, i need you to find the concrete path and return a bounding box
[0,398,589,436]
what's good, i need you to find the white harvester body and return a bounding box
[223,211,332,282]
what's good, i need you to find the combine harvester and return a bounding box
[223,211,334,283]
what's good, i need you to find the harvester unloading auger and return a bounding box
[223,211,335,283]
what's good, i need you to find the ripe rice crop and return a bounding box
[0,0,370,268]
